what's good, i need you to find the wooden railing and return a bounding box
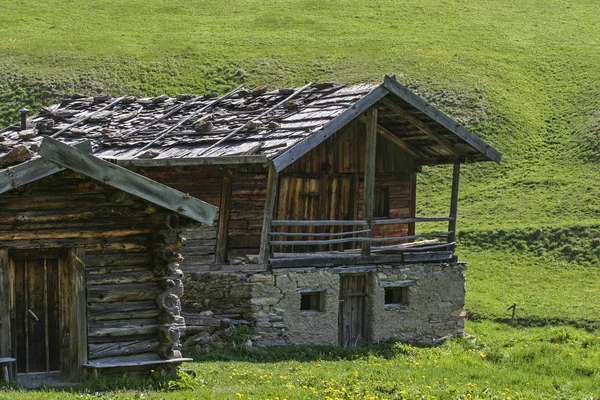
[269,217,455,254]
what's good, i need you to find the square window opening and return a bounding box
[384,286,408,306]
[300,292,324,312]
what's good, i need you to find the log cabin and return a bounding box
[0,75,501,383]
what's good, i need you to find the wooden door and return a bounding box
[339,275,368,348]
[10,252,61,374]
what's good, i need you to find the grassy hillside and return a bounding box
[0,1,599,398]
[1,0,599,230]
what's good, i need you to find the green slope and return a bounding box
[1,0,599,231]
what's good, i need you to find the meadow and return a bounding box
[0,0,599,398]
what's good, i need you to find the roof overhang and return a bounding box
[0,137,218,225]
[272,75,501,172]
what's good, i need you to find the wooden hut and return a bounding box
[0,139,217,383]
[0,75,501,381]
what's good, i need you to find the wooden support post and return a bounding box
[259,166,279,265]
[0,250,10,361]
[361,108,378,256]
[215,175,232,263]
[59,248,87,381]
[448,163,461,244]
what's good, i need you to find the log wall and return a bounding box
[0,171,187,367]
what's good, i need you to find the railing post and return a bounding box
[448,163,461,244]
[362,107,378,256]
[259,165,279,265]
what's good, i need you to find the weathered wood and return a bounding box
[215,176,232,262]
[259,166,278,264]
[39,137,218,225]
[448,163,460,244]
[59,248,87,381]
[0,228,152,241]
[115,155,270,167]
[270,229,371,237]
[362,107,377,256]
[87,301,160,321]
[0,250,10,360]
[402,251,453,262]
[271,237,367,246]
[51,97,124,138]
[84,353,192,368]
[270,254,405,268]
[86,271,156,286]
[0,141,92,195]
[88,339,159,360]
[87,319,162,337]
[273,85,390,172]
[358,115,424,159]
[272,220,368,227]
[382,76,502,164]
[86,283,160,303]
[380,97,461,156]
[201,82,313,156]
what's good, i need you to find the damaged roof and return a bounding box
[0,75,501,172]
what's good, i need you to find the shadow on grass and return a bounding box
[184,340,434,364]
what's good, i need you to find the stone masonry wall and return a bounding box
[181,262,466,347]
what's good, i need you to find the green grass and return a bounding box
[1,322,599,399]
[3,0,599,230]
[1,0,599,398]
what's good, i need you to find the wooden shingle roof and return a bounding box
[0,76,501,171]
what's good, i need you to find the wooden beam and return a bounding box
[113,155,270,168]
[382,76,502,164]
[380,97,461,156]
[259,166,279,264]
[362,107,377,256]
[0,141,92,196]
[0,250,10,360]
[448,163,461,244]
[358,116,425,159]
[215,175,232,263]
[38,137,218,225]
[272,220,368,227]
[60,248,87,381]
[272,84,389,172]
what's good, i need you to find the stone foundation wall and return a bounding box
[181,262,466,347]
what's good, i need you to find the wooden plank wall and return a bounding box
[140,165,268,266]
[0,172,171,366]
[276,120,416,251]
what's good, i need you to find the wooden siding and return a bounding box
[0,172,177,367]
[275,120,416,251]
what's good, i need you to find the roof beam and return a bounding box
[272,84,390,172]
[359,116,425,159]
[38,137,218,225]
[0,141,92,196]
[380,97,461,157]
[383,76,501,164]
[113,155,270,168]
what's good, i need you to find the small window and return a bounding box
[374,187,390,218]
[301,292,323,312]
[384,286,408,306]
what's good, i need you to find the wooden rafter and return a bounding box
[383,76,501,164]
[380,97,461,156]
[359,116,425,159]
[38,137,218,225]
[0,141,92,196]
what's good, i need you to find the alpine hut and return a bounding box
[0,75,501,382]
